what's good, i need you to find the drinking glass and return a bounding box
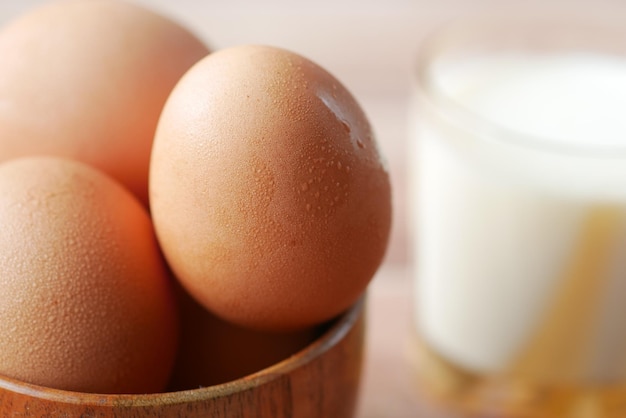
[410,8,626,417]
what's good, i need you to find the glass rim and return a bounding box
[414,8,626,159]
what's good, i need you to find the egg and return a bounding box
[0,0,209,205]
[150,45,391,331]
[0,157,178,394]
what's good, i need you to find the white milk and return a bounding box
[414,53,626,383]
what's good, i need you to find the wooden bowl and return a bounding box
[0,297,365,417]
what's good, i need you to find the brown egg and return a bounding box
[0,157,178,394]
[0,0,209,205]
[167,283,320,390]
[150,45,392,331]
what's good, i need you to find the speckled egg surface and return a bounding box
[0,157,178,394]
[150,45,391,331]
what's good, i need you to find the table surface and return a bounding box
[355,266,459,418]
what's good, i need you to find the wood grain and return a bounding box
[0,298,364,418]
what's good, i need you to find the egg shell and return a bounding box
[0,157,178,394]
[150,45,392,331]
[0,0,209,205]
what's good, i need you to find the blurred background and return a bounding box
[2,0,624,270]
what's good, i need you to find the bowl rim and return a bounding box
[0,296,365,407]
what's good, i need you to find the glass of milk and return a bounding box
[411,10,626,417]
